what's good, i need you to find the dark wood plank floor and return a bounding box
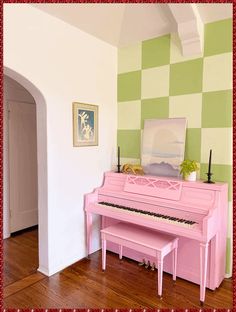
[4,228,233,309]
[4,227,39,286]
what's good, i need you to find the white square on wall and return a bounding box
[169,93,202,128]
[201,128,232,165]
[141,65,170,99]
[118,100,141,130]
[203,52,232,92]
[118,43,142,74]
[170,33,203,64]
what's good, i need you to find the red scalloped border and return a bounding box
[232,1,235,311]
[0,0,234,311]
[0,0,3,310]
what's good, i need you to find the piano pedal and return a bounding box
[145,260,151,269]
[151,262,156,271]
[138,258,146,267]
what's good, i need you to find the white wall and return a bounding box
[4,4,117,275]
[3,75,36,239]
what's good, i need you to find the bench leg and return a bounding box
[157,257,163,297]
[102,239,107,271]
[119,245,123,260]
[172,246,178,281]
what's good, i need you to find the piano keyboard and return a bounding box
[98,201,198,228]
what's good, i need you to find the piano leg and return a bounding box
[119,245,123,260]
[102,238,106,271]
[200,242,209,305]
[86,212,93,257]
[172,245,178,281]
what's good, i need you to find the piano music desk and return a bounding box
[101,222,178,298]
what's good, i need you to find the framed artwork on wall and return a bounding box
[73,102,98,147]
[141,118,187,177]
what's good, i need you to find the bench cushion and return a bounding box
[101,222,176,251]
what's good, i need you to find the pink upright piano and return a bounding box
[84,171,228,305]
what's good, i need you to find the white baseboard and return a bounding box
[37,266,49,276]
[38,254,83,277]
[224,273,232,279]
[3,233,11,239]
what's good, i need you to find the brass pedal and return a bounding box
[138,258,146,266]
[145,260,151,269]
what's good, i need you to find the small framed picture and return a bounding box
[73,102,98,147]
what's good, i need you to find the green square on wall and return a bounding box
[184,128,201,162]
[142,35,170,69]
[200,163,232,200]
[117,130,141,158]
[118,71,141,102]
[204,19,232,57]
[170,58,203,96]
[202,90,232,128]
[141,97,169,129]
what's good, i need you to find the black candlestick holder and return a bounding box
[117,164,121,173]
[204,172,215,184]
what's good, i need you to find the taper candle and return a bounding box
[118,146,120,166]
[208,149,212,174]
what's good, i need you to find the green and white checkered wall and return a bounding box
[117,18,232,276]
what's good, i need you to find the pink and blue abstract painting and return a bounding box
[141,118,187,177]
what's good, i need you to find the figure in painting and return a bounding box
[82,124,93,140]
[78,109,94,141]
[78,111,89,131]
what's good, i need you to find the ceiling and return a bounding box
[32,3,232,47]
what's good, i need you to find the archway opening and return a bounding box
[3,67,49,277]
[3,74,38,284]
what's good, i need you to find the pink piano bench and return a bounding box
[101,222,179,297]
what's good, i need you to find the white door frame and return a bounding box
[4,66,50,275]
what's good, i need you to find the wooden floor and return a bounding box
[4,227,39,287]
[4,228,233,309]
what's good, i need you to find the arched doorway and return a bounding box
[3,67,49,276]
